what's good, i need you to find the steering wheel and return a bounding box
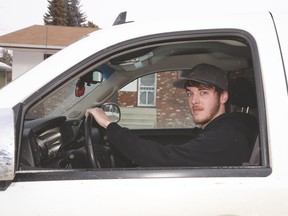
[84,114,114,168]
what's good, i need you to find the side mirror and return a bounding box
[0,108,15,190]
[101,103,121,123]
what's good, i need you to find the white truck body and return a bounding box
[0,10,287,216]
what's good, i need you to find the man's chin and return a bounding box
[194,119,203,125]
[194,118,209,126]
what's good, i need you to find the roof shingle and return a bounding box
[0,25,98,48]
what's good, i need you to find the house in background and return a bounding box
[0,25,98,80]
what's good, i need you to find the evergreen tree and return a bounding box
[66,0,87,27]
[44,0,97,28]
[84,21,98,28]
[44,0,68,26]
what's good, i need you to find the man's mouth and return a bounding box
[192,107,203,114]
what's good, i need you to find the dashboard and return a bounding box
[20,116,87,169]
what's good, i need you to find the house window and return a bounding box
[138,73,156,107]
[44,54,52,60]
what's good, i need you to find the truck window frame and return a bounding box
[13,29,271,184]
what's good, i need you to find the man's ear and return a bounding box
[220,91,229,104]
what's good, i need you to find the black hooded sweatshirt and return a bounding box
[106,112,258,167]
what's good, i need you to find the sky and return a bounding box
[0,0,192,35]
[0,0,286,36]
[0,0,134,35]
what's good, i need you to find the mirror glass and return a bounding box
[92,70,103,83]
[102,103,120,122]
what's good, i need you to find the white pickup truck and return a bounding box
[0,9,287,216]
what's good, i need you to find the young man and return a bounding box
[86,63,258,166]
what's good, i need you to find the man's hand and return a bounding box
[86,108,112,129]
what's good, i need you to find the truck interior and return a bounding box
[18,32,264,172]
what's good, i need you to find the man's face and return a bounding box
[186,85,227,128]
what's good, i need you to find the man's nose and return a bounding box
[190,94,200,104]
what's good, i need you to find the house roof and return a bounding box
[0,25,98,50]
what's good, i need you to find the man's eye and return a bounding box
[186,92,193,97]
[200,91,208,95]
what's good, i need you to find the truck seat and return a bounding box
[228,77,260,166]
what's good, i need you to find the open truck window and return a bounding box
[18,30,270,181]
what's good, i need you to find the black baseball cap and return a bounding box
[173,63,228,90]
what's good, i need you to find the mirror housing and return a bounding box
[75,70,103,97]
[101,103,121,123]
[0,108,15,189]
[82,70,103,85]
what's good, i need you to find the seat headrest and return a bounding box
[228,77,257,108]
